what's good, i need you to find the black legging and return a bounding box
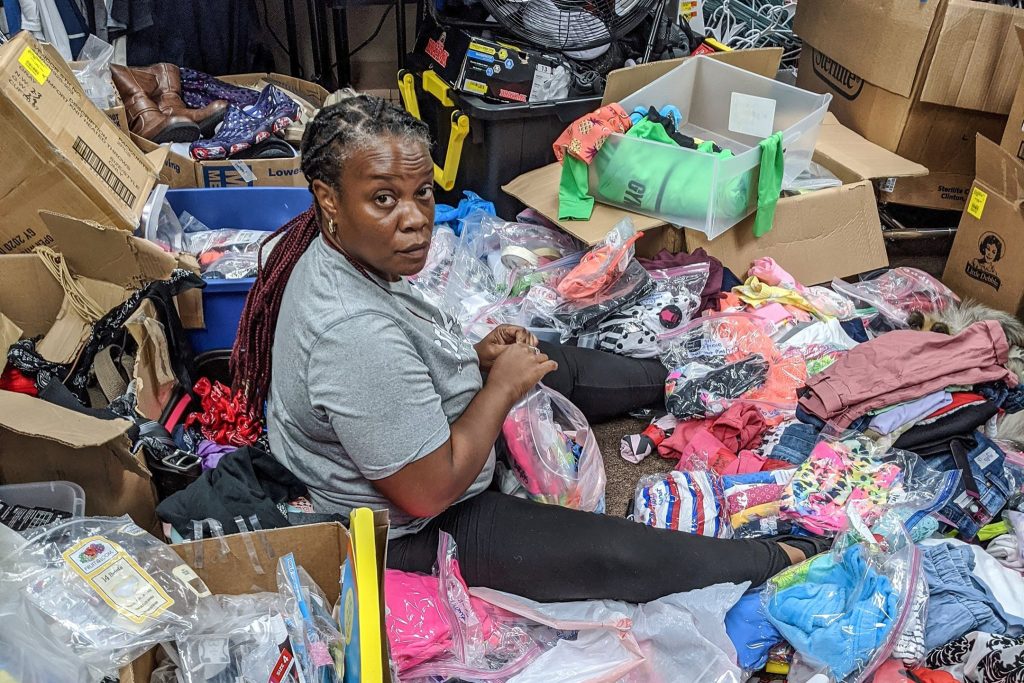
[387,343,795,603]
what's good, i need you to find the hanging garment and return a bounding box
[19,0,73,60]
[753,132,783,237]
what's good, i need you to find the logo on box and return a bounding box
[965,232,1004,291]
[811,49,864,100]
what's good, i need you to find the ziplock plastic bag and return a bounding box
[764,511,925,683]
[594,263,709,359]
[72,35,116,108]
[183,229,267,259]
[658,313,807,419]
[277,553,344,683]
[0,516,211,680]
[831,268,959,329]
[175,592,301,683]
[396,533,541,681]
[1006,510,1024,566]
[471,581,749,683]
[409,225,458,308]
[632,469,731,537]
[722,469,796,539]
[780,431,957,537]
[551,259,655,341]
[202,252,259,279]
[440,235,504,328]
[556,218,642,301]
[782,161,842,193]
[0,602,94,683]
[502,384,607,512]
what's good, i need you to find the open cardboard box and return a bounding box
[1001,26,1024,163]
[0,31,164,255]
[794,0,1023,210]
[136,73,329,189]
[503,54,927,285]
[0,212,187,530]
[122,517,393,683]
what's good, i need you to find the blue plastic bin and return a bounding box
[166,187,313,353]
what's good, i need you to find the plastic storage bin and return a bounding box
[399,68,602,217]
[0,481,86,516]
[593,56,831,239]
[166,187,312,353]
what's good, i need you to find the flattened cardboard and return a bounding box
[943,135,1024,316]
[0,313,21,356]
[0,389,158,529]
[880,172,975,211]
[601,47,782,106]
[0,32,159,245]
[35,276,130,364]
[1000,26,1024,161]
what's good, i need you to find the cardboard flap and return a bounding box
[602,47,782,106]
[0,255,63,336]
[920,0,1024,114]
[794,0,938,99]
[36,276,131,364]
[502,163,666,245]
[39,212,177,288]
[0,312,21,355]
[144,146,171,175]
[0,388,135,448]
[814,114,928,182]
[975,134,1024,204]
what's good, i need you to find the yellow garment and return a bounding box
[731,501,781,528]
[978,520,1011,542]
[734,276,821,317]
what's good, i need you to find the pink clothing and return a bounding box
[748,257,800,290]
[659,403,766,461]
[799,320,1016,429]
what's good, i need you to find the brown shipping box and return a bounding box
[1001,26,1024,161]
[794,0,1021,210]
[122,518,393,683]
[139,73,329,188]
[943,136,1024,317]
[0,31,162,255]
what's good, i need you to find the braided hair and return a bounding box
[231,95,431,411]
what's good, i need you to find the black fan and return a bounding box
[475,0,663,53]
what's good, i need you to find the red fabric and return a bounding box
[925,391,986,420]
[871,660,958,683]
[552,103,631,164]
[0,365,37,396]
[185,377,262,446]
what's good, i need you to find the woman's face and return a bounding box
[315,136,435,280]
[984,243,998,262]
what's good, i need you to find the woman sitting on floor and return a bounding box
[231,96,826,603]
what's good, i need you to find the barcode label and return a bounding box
[72,137,136,207]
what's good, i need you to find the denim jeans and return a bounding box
[772,423,820,466]
[930,433,1011,539]
[921,542,1024,650]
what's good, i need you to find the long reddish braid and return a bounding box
[231,95,431,411]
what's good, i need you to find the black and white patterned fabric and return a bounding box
[926,631,1024,682]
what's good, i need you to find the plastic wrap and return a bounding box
[658,313,807,419]
[201,252,259,279]
[0,516,211,680]
[175,592,300,683]
[831,268,960,329]
[782,161,842,193]
[632,469,731,537]
[72,35,116,109]
[396,533,540,681]
[276,553,344,683]
[722,469,796,538]
[409,226,458,308]
[140,184,185,253]
[764,511,924,683]
[556,218,642,301]
[501,384,607,512]
[780,431,956,537]
[594,263,709,358]
[551,259,655,341]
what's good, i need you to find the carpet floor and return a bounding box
[592,417,674,517]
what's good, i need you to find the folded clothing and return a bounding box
[868,390,953,436]
[926,433,1011,540]
[723,469,795,537]
[633,470,728,537]
[726,588,783,671]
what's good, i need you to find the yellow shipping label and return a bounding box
[967,187,988,219]
[18,47,51,85]
[463,79,488,95]
[468,42,496,55]
[63,536,175,624]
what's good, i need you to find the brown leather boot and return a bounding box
[111,65,201,144]
[137,63,228,138]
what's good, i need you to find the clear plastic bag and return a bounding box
[277,553,345,683]
[140,184,184,253]
[780,430,955,537]
[182,229,267,257]
[409,225,459,308]
[396,533,541,681]
[501,384,607,512]
[764,511,925,683]
[556,218,642,301]
[202,253,259,279]
[782,161,843,193]
[722,469,797,539]
[1006,510,1024,567]
[175,592,298,683]
[72,35,116,109]
[632,469,731,538]
[551,259,654,341]
[831,268,960,329]
[0,516,211,680]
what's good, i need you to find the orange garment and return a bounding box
[552,103,632,164]
[556,231,644,300]
[715,315,807,408]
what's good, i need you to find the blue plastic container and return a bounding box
[166,187,313,353]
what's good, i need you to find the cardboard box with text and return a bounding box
[1001,26,1024,163]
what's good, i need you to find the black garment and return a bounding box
[387,490,793,603]
[550,260,655,337]
[665,354,769,420]
[157,446,307,538]
[538,341,667,423]
[893,400,999,456]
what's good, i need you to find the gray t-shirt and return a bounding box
[267,236,493,537]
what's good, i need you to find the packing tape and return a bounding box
[501,246,539,269]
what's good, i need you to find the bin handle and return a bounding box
[397,70,469,191]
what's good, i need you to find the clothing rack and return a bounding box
[703,0,800,71]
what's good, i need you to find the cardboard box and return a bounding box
[0,32,162,254]
[1001,26,1024,162]
[794,0,1020,207]
[137,73,329,188]
[122,518,393,683]
[878,172,975,212]
[942,136,1024,316]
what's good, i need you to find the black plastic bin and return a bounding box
[399,68,602,218]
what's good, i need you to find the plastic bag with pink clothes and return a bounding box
[831,267,959,329]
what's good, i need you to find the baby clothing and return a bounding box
[633,470,728,537]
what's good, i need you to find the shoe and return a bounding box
[111,64,201,143]
[189,85,300,160]
[233,136,296,159]
[137,63,228,138]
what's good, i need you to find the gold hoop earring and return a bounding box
[327,218,337,235]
